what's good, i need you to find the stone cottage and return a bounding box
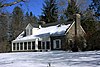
[12,14,86,52]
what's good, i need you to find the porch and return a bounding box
[12,38,51,52]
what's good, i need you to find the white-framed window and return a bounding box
[53,39,61,49]
[26,29,32,36]
[41,41,50,50]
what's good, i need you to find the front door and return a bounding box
[53,39,61,49]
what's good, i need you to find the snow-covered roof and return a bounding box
[16,31,25,40]
[12,24,71,42]
[13,35,40,42]
[33,24,70,35]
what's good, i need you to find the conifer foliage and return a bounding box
[40,0,58,23]
[89,0,100,20]
[12,6,24,39]
[64,0,79,21]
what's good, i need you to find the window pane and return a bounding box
[56,40,60,48]
[32,41,35,49]
[38,41,41,49]
[46,41,50,49]
[28,42,31,50]
[26,29,29,35]
[17,43,19,50]
[24,42,27,50]
[20,43,23,50]
[30,29,32,35]
[42,42,45,49]
[13,43,16,50]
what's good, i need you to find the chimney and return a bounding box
[74,13,81,38]
[76,14,81,25]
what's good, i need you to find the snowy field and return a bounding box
[0,51,100,67]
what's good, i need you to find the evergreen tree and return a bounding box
[12,6,24,39]
[81,1,100,51]
[89,0,100,20]
[64,0,79,21]
[25,12,38,24]
[40,0,58,23]
[0,13,11,52]
[81,9,97,51]
[0,0,26,8]
[82,9,96,34]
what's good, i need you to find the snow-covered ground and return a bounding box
[0,51,100,67]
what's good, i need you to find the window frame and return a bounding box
[53,39,61,49]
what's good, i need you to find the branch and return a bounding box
[0,0,25,8]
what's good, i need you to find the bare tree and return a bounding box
[58,0,88,15]
[0,0,26,8]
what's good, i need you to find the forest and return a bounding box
[0,0,100,52]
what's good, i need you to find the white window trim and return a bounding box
[41,41,46,50]
[53,39,61,49]
[26,28,32,36]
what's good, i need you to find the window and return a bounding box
[13,43,16,50]
[56,40,60,48]
[24,42,27,50]
[30,29,32,35]
[28,42,31,50]
[26,29,29,35]
[32,41,35,49]
[38,41,41,49]
[46,41,50,49]
[17,43,19,50]
[42,42,45,49]
[26,29,32,36]
[20,42,23,50]
[53,39,61,49]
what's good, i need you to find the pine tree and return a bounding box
[40,0,58,23]
[12,6,24,39]
[64,0,79,21]
[89,0,100,20]
[25,12,38,24]
[81,9,97,51]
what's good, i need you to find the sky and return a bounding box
[2,0,92,17]
[3,0,44,17]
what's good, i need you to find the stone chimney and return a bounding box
[76,14,81,25]
[75,13,81,37]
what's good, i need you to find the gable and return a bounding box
[25,23,33,36]
[65,21,86,39]
[25,23,33,30]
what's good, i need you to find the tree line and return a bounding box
[0,0,100,52]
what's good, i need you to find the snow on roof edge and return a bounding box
[12,24,71,42]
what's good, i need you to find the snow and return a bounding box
[0,51,100,67]
[36,24,71,35]
[16,31,25,39]
[13,35,38,42]
[13,24,70,42]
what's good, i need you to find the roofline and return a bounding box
[80,25,86,34]
[12,39,36,43]
[65,21,75,34]
[65,21,86,35]
[25,23,33,29]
